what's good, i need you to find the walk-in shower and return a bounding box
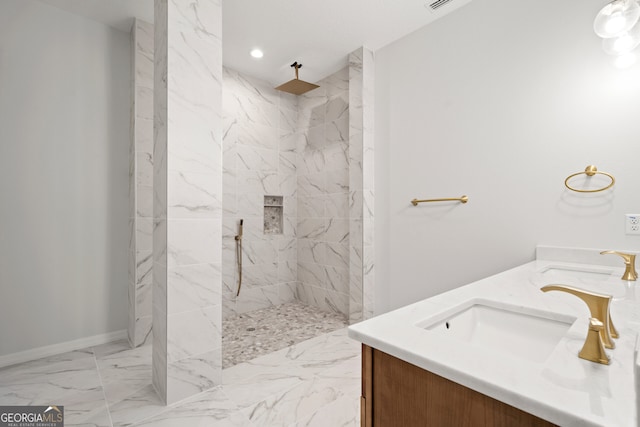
[129,32,373,368]
[220,61,357,366]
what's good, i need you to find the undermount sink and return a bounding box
[539,265,615,283]
[531,265,625,298]
[418,299,575,363]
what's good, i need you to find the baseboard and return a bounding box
[0,329,128,369]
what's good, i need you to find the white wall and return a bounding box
[0,0,130,355]
[375,0,640,313]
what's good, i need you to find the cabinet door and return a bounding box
[362,346,557,427]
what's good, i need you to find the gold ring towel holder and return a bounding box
[564,165,615,193]
[411,196,468,206]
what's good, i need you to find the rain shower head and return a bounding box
[275,62,319,95]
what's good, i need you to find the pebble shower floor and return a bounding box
[222,301,348,368]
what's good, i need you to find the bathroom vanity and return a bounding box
[349,246,640,426]
[360,345,556,426]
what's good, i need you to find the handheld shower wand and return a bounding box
[235,219,243,296]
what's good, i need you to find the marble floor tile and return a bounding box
[92,340,133,359]
[0,349,112,427]
[222,371,304,410]
[226,330,361,426]
[129,386,252,427]
[0,354,99,402]
[108,384,166,427]
[239,371,359,427]
[0,349,95,383]
[96,344,153,405]
[222,328,357,385]
[63,399,113,427]
[0,305,360,427]
[291,394,360,427]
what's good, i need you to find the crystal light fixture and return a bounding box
[594,0,640,38]
[594,0,640,61]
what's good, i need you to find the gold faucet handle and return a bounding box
[600,250,638,281]
[579,318,610,365]
[541,284,617,348]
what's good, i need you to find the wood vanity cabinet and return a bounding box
[360,345,557,427]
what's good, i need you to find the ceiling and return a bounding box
[37,0,471,85]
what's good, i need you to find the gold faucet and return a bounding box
[600,250,638,281]
[541,284,618,348]
[579,318,610,365]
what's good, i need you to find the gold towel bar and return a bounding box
[411,195,468,206]
[564,165,615,193]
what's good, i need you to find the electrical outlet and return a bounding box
[626,214,640,235]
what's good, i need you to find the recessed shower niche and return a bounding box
[264,195,283,235]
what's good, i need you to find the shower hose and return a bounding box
[235,219,243,296]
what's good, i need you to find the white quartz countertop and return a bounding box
[348,246,640,427]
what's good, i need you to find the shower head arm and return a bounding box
[290,62,302,80]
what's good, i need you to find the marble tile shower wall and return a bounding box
[222,68,299,318]
[348,48,375,323]
[296,68,351,317]
[152,0,223,404]
[128,19,154,347]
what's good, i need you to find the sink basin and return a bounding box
[531,265,625,299]
[418,299,575,363]
[541,266,613,282]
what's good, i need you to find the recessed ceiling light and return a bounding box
[250,49,264,59]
